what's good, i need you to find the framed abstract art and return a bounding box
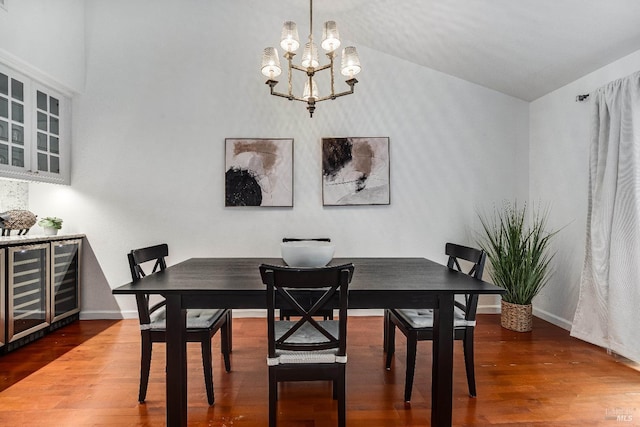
[225,138,293,207]
[322,137,390,206]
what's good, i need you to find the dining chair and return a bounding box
[127,243,232,405]
[280,238,334,320]
[259,262,354,427]
[384,242,487,401]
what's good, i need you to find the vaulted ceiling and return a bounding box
[277,0,640,101]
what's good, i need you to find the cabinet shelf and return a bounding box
[13,308,44,321]
[13,287,42,301]
[13,277,43,288]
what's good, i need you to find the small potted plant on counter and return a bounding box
[38,216,63,236]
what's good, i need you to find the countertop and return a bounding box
[0,233,85,246]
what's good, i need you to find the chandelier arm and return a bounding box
[288,63,330,74]
[314,79,358,102]
[290,64,310,73]
[268,86,308,103]
[311,63,332,73]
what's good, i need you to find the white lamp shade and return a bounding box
[301,42,319,68]
[280,21,300,52]
[261,47,282,78]
[321,21,341,52]
[303,78,318,101]
[341,46,361,77]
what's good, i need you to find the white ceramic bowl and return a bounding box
[281,241,335,267]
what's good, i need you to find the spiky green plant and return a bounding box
[477,202,557,305]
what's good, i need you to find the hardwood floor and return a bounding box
[0,315,638,426]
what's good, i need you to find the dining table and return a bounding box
[112,257,504,427]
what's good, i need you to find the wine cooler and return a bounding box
[7,243,50,342]
[50,239,81,323]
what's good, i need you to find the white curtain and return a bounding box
[571,71,640,363]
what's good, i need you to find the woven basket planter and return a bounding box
[500,300,532,332]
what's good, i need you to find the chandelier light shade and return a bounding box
[261,0,361,117]
[341,46,361,78]
[303,78,318,101]
[261,47,282,79]
[280,21,300,52]
[301,41,319,68]
[321,21,340,52]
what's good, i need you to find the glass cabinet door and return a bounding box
[51,239,81,322]
[34,88,61,175]
[0,69,30,169]
[8,243,50,342]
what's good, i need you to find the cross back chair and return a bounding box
[259,263,354,427]
[128,243,232,405]
[384,242,487,402]
[280,238,333,320]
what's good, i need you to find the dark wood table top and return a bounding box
[113,257,503,309]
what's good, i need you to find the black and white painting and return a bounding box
[322,137,390,206]
[225,138,293,207]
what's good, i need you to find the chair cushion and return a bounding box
[275,320,339,343]
[267,320,346,366]
[267,349,346,366]
[141,307,226,330]
[394,307,475,329]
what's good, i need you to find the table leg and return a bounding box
[432,293,454,426]
[166,294,188,427]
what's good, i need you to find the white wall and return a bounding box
[23,0,528,318]
[529,49,640,329]
[4,0,639,327]
[0,0,85,93]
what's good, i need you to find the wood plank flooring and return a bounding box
[0,315,639,426]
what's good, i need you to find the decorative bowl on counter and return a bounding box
[281,240,335,267]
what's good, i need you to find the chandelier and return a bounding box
[260,0,361,118]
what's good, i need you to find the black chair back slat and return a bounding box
[445,242,486,321]
[260,263,353,357]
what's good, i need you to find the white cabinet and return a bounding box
[0,63,71,184]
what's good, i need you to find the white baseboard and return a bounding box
[533,307,572,331]
[80,310,125,320]
[477,304,572,330]
[477,304,501,314]
[81,306,571,331]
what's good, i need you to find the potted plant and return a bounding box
[477,202,557,332]
[38,216,63,236]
